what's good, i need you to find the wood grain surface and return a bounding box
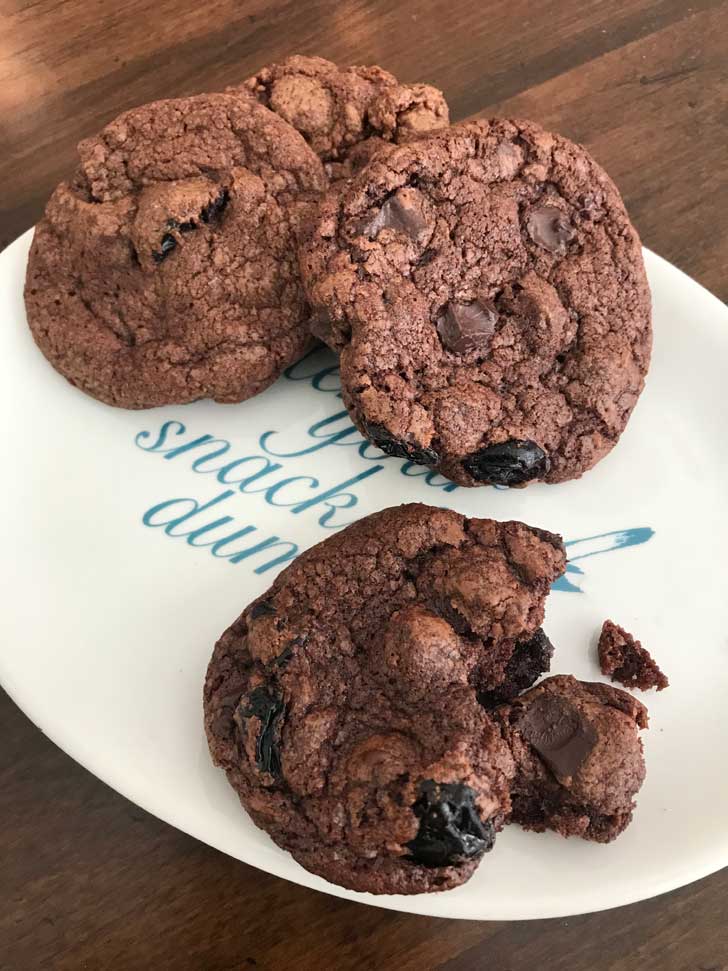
[2,1,728,968]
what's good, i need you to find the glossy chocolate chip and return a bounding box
[405,781,495,867]
[364,421,439,467]
[360,188,428,240]
[437,300,498,354]
[463,439,549,486]
[526,204,574,253]
[152,233,177,263]
[239,686,284,777]
[518,694,597,781]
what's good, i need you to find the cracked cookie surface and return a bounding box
[25,93,326,408]
[204,502,565,894]
[300,119,652,485]
[230,54,449,179]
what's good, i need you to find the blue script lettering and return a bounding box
[260,410,360,457]
[284,347,342,394]
[142,490,298,572]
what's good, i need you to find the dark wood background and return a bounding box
[2,1,727,968]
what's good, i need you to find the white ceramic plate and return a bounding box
[2,230,727,920]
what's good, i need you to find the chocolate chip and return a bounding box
[579,193,605,221]
[250,600,276,620]
[518,694,597,781]
[479,628,554,707]
[178,219,196,233]
[405,781,494,867]
[526,205,574,253]
[200,187,230,224]
[360,188,428,240]
[463,439,549,486]
[152,233,177,263]
[238,686,284,777]
[437,300,497,354]
[363,421,439,467]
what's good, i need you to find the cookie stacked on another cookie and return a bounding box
[300,118,652,486]
[26,94,327,408]
[25,59,449,408]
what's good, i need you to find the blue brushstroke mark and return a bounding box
[553,527,655,592]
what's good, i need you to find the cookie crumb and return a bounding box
[598,620,668,692]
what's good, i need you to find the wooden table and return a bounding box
[2,2,727,968]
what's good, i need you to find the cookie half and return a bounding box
[300,119,652,486]
[25,93,326,408]
[204,503,565,894]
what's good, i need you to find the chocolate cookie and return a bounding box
[231,55,449,178]
[598,620,668,692]
[496,675,648,842]
[300,119,652,485]
[25,93,326,408]
[204,503,566,894]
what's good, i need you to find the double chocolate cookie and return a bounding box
[496,675,648,842]
[25,93,326,408]
[300,119,652,485]
[204,503,566,894]
[232,55,449,179]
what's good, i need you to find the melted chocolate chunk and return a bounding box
[239,686,284,777]
[437,300,498,354]
[360,188,428,240]
[479,628,554,706]
[364,421,439,467]
[152,233,177,263]
[518,694,597,781]
[405,781,494,867]
[526,204,574,253]
[463,439,549,486]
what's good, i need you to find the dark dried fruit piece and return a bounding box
[250,600,276,620]
[152,233,177,263]
[405,781,495,867]
[364,421,439,467]
[463,439,549,486]
[239,686,284,777]
[479,628,554,707]
[200,188,230,224]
